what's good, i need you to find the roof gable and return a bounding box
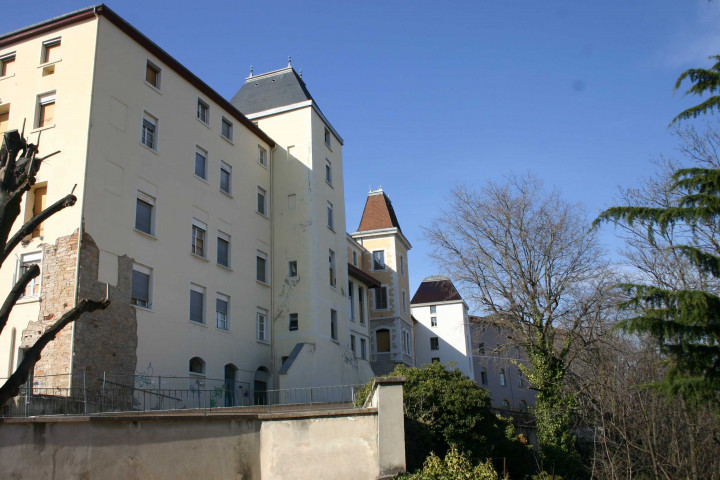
[357,189,402,232]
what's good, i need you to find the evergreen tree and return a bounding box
[673,55,720,123]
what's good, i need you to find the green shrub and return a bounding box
[397,445,507,480]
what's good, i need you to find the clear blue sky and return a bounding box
[4,1,719,302]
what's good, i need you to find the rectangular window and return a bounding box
[431,357,440,363]
[191,219,207,257]
[375,286,388,310]
[257,187,267,215]
[256,251,268,283]
[197,98,209,124]
[430,337,439,350]
[221,117,233,141]
[131,264,151,308]
[330,309,337,340]
[400,255,404,275]
[373,250,385,270]
[402,291,407,313]
[517,369,524,388]
[42,38,60,63]
[145,61,160,88]
[430,305,437,314]
[31,186,46,238]
[19,252,42,297]
[141,113,157,150]
[190,284,205,324]
[288,260,297,277]
[360,338,367,360]
[352,251,358,266]
[135,191,155,235]
[217,231,230,267]
[0,53,15,77]
[499,369,506,387]
[325,159,332,185]
[329,249,336,287]
[220,161,232,194]
[37,93,55,128]
[358,287,365,324]
[348,280,355,320]
[216,293,229,330]
[257,308,268,341]
[195,147,207,180]
[324,127,331,147]
[431,316,437,327]
[350,334,356,355]
[258,145,267,166]
[0,104,9,135]
[327,201,334,230]
[289,313,299,331]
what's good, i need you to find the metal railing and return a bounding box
[0,373,365,418]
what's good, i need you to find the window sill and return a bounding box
[16,296,41,305]
[134,229,157,240]
[219,189,233,198]
[215,327,231,334]
[132,304,153,312]
[327,226,335,234]
[325,179,333,189]
[194,175,209,184]
[257,339,270,346]
[190,252,209,262]
[256,280,270,288]
[216,263,232,271]
[38,59,62,69]
[324,142,332,152]
[31,124,56,134]
[221,134,234,145]
[258,161,268,170]
[0,73,15,82]
[189,320,208,328]
[256,211,269,220]
[140,142,159,155]
[196,117,210,129]
[145,81,162,94]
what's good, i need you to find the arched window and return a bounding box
[501,399,510,410]
[189,356,205,375]
[376,329,390,352]
[519,400,528,413]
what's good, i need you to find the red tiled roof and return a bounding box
[411,278,462,304]
[357,190,402,232]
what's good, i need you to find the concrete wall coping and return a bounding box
[0,407,378,425]
[374,376,406,386]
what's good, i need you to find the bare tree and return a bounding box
[426,174,612,476]
[0,129,109,406]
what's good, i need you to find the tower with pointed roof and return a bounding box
[351,188,414,375]
[232,66,374,389]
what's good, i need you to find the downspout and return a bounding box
[270,143,278,389]
[68,7,101,390]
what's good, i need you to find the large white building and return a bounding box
[0,5,407,401]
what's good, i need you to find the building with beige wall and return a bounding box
[0,5,403,401]
[351,189,414,375]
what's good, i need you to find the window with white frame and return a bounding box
[374,286,388,310]
[141,113,157,150]
[348,280,355,320]
[217,231,230,267]
[36,93,55,129]
[145,60,160,89]
[328,249,336,287]
[257,308,268,341]
[256,251,268,283]
[41,38,60,63]
[358,287,365,324]
[324,127,331,147]
[197,98,209,124]
[289,313,298,331]
[372,250,385,270]
[327,201,334,230]
[257,187,267,215]
[135,191,155,235]
[19,252,42,297]
[360,338,367,359]
[216,293,229,330]
[220,161,232,194]
[1,53,15,77]
[431,316,437,327]
[430,305,437,314]
[191,219,207,257]
[131,264,151,308]
[189,284,205,324]
[258,145,267,166]
[221,117,233,141]
[352,251,358,266]
[330,309,337,340]
[325,159,332,185]
[288,260,297,277]
[195,146,207,180]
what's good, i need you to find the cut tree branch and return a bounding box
[0,298,110,406]
[0,264,39,336]
[1,191,76,265]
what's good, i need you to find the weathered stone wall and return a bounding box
[20,231,80,391]
[71,232,137,389]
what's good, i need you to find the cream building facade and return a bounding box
[0,5,402,400]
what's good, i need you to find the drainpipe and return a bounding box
[269,143,278,390]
